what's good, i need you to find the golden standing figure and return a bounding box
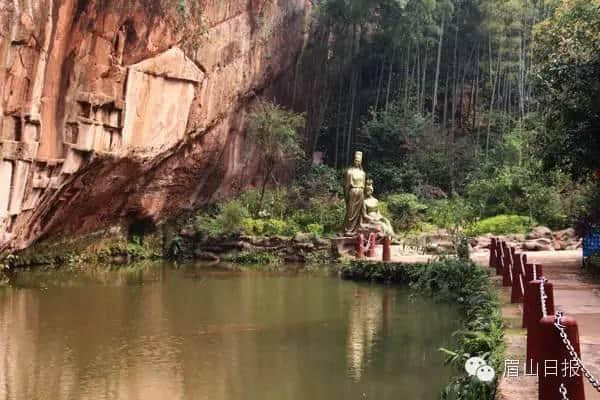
[343,151,366,235]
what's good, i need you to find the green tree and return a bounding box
[248,100,306,211]
[533,0,600,177]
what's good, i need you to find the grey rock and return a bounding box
[523,238,554,251]
[294,232,312,243]
[526,226,553,240]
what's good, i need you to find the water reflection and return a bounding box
[0,263,460,400]
[347,288,385,381]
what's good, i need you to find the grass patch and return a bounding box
[465,214,535,236]
[341,258,504,400]
[222,251,282,265]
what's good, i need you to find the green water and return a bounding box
[0,263,461,400]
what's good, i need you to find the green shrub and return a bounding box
[226,251,281,265]
[295,164,343,197]
[261,218,300,236]
[241,218,265,235]
[194,213,224,236]
[466,215,536,236]
[427,197,476,230]
[456,234,470,260]
[386,193,428,230]
[218,200,249,232]
[466,164,573,229]
[290,197,344,234]
[574,182,600,236]
[306,223,324,237]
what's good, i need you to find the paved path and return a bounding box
[473,251,600,400]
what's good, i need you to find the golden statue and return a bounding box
[362,179,395,237]
[343,151,366,235]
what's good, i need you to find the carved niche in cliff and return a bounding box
[122,47,205,153]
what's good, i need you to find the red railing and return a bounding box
[489,239,599,400]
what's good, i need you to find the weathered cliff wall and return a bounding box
[0,0,310,250]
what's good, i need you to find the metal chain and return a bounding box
[559,383,569,400]
[519,274,525,297]
[540,277,548,318]
[554,311,600,392]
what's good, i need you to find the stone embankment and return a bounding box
[182,231,332,263]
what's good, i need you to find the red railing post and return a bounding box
[501,242,512,287]
[511,253,526,303]
[538,314,586,400]
[525,279,555,366]
[495,239,503,275]
[490,238,497,269]
[382,236,391,262]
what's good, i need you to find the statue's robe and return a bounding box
[343,167,366,235]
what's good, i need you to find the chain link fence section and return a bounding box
[540,277,549,318]
[559,383,569,400]
[554,312,600,393]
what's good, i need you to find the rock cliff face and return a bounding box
[0,0,310,250]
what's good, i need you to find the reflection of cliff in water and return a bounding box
[346,287,389,381]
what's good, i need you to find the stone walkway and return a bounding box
[473,251,600,400]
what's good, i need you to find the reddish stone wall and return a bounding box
[0,0,310,249]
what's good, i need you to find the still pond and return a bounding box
[0,262,461,400]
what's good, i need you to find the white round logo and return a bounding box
[465,357,486,376]
[476,365,496,382]
[464,357,495,383]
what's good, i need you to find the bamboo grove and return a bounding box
[293,0,563,193]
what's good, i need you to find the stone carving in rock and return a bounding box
[122,47,204,153]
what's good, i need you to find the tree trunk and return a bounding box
[259,163,274,213]
[385,46,396,111]
[374,60,385,111]
[432,12,445,119]
[486,36,502,157]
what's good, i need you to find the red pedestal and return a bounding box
[382,236,391,262]
[538,315,585,400]
[367,233,376,258]
[356,234,365,259]
[525,280,555,365]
